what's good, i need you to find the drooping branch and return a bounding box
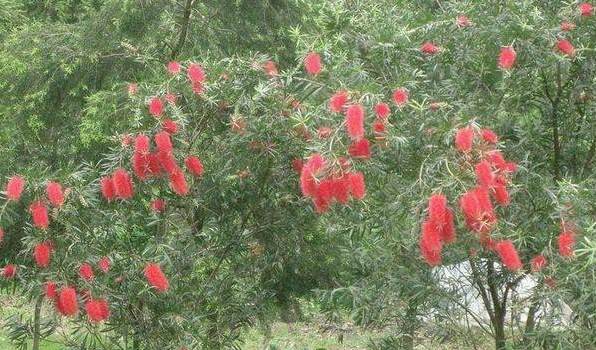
[170,0,196,60]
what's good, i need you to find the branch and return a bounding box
[170,0,196,60]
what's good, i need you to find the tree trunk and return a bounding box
[31,294,43,350]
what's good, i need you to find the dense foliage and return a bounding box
[0,1,594,350]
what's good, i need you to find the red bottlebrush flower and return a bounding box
[580,2,593,16]
[112,169,134,199]
[428,194,447,223]
[291,158,303,174]
[348,172,366,200]
[493,185,510,206]
[312,195,330,214]
[86,299,110,323]
[300,154,325,198]
[316,179,334,205]
[392,88,409,106]
[100,176,115,201]
[33,241,52,268]
[420,41,440,55]
[191,81,205,95]
[169,168,189,196]
[373,119,386,134]
[317,126,333,139]
[79,263,95,281]
[459,187,496,233]
[154,131,173,153]
[455,127,474,152]
[560,21,576,31]
[556,39,575,57]
[98,257,111,273]
[2,264,16,279]
[185,156,204,177]
[262,60,278,77]
[531,255,547,272]
[487,150,507,169]
[44,281,57,299]
[46,181,65,207]
[475,161,495,187]
[167,61,181,75]
[456,15,472,28]
[345,104,365,140]
[374,103,390,119]
[147,153,163,176]
[5,175,25,201]
[165,93,177,104]
[558,230,575,257]
[420,220,443,266]
[162,119,179,134]
[481,129,498,144]
[148,97,164,117]
[187,63,206,83]
[304,52,322,76]
[158,151,178,175]
[132,152,149,180]
[348,139,371,159]
[495,240,522,272]
[498,46,516,70]
[134,134,150,155]
[30,201,49,229]
[329,91,349,113]
[331,176,350,204]
[127,83,138,95]
[441,208,456,244]
[144,263,169,293]
[56,287,78,316]
[150,199,166,213]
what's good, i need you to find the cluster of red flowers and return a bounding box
[299,154,366,213]
[162,60,207,96]
[419,194,456,266]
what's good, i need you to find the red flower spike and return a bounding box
[475,161,495,188]
[33,241,52,268]
[331,176,350,204]
[420,42,440,55]
[558,230,575,257]
[329,91,349,113]
[455,127,474,153]
[420,220,443,266]
[441,208,456,244]
[134,134,150,155]
[162,119,179,134]
[456,15,471,28]
[373,119,386,134]
[112,169,134,199]
[2,264,16,279]
[154,131,173,153]
[132,153,149,180]
[30,201,49,229]
[300,154,325,198]
[169,168,189,196]
[263,60,278,77]
[100,177,115,201]
[498,46,517,70]
[531,255,547,272]
[46,181,65,207]
[556,39,575,57]
[57,287,78,316]
[86,299,110,323]
[144,263,170,293]
[304,52,322,76]
[98,257,111,273]
[481,129,498,144]
[148,97,164,117]
[150,199,166,213]
[44,281,57,299]
[580,3,593,16]
[348,172,366,200]
[392,88,409,106]
[495,240,522,272]
[167,61,181,75]
[374,103,390,119]
[5,175,25,201]
[345,104,365,140]
[158,151,178,175]
[348,139,371,159]
[187,63,206,83]
[493,185,510,206]
[79,263,95,281]
[428,194,447,223]
[185,156,204,177]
